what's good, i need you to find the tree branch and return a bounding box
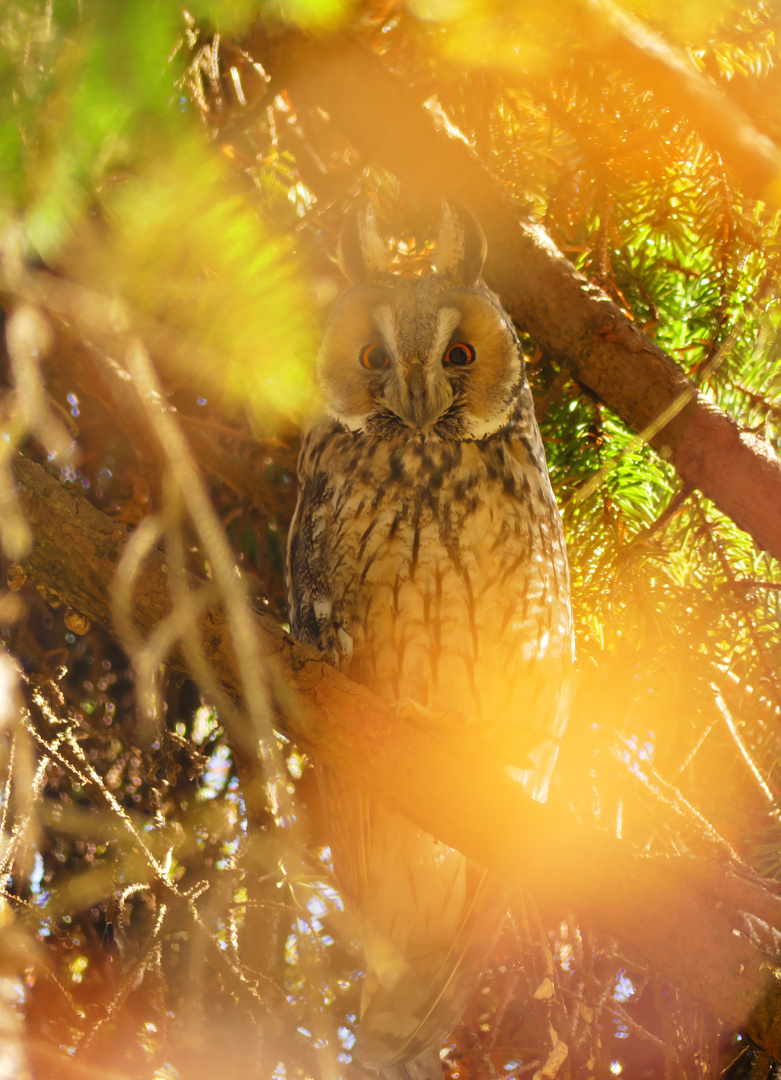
[9,452,781,1059]
[252,30,781,562]
[580,0,781,203]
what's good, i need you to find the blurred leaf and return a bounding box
[66,136,318,425]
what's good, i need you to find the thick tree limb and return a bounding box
[9,452,781,1058]
[252,30,781,562]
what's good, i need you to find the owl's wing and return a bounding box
[286,423,353,666]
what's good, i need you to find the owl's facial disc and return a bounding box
[316,280,525,438]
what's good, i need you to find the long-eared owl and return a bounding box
[286,205,572,1080]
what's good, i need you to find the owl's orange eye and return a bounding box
[444,343,475,366]
[361,345,390,370]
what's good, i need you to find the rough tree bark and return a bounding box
[250,29,781,562]
[9,452,781,1060]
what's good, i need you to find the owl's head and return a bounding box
[316,205,526,440]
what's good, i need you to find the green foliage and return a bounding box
[73,136,318,422]
[0,0,331,426]
[1,0,183,254]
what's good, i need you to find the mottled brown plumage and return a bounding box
[286,206,572,1079]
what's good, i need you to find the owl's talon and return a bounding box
[395,697,465,734]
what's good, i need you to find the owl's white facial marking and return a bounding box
[372,305,398,360]
[428,308,462,370]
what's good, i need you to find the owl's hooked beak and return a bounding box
[406,363,428,427]
[396,361,445,430]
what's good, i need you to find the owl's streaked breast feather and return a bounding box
[289,401,570,727]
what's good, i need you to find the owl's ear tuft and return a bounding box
[337,205,389,284]
[434,201,487,286]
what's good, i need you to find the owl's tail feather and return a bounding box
[380,1047,443,1080]
[320,766,508,1077]
[352,863,507,1073]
